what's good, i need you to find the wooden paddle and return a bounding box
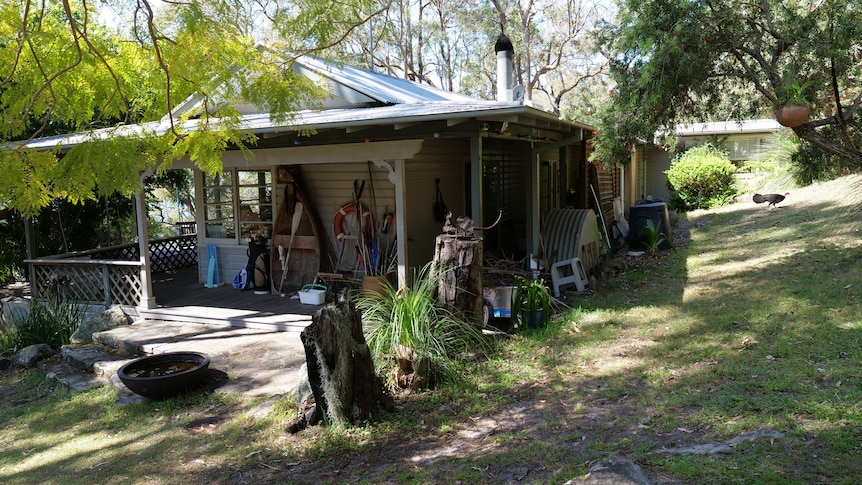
[277,200,304,295]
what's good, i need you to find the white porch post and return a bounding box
[527,149,540,260]
[375,159,408,289]
[394,160,409,289]
[470,136,483,219]
[136,173,156,309]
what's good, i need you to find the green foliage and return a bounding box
[665,144,738,210]
[0,296,85,356]
[511,276,551,329]
[593,0,862,171]
[639,219,673,255]
[790,124,862,184]
[357,264,490,386]
[0,1,377,217]
[0,209,25,284]
[776,66,814,106]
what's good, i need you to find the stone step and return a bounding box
[41,360,105,393]
[61,344,136,378]
[43,344,146,405]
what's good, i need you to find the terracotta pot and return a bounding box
[362,275,391,298]
[775,104,810,128]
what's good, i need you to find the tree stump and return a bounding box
[289,293,394,433]
[433,234,483,327]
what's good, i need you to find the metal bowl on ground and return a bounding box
[117,352,210,400]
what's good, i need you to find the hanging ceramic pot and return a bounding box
[775,104,810,128]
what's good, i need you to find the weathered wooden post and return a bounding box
[433,233,484,327]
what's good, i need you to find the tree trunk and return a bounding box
[433,234,483,327]
[290,294,394,433]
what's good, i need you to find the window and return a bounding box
[237,170,273,239]
[203,169,273,240]
[204,171,234,239]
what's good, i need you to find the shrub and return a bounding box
[0,296,84,356]
[665,144,739,210]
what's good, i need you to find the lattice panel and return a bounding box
[97,245,139,261]
[32,264,143,307]
[31,234,197,308]
[109,266,142,306]
[149,235,198,272]
[33,264,109,304]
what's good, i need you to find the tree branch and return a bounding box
[75,0,132,125]
[18,0,86,140]
[140,0,180,137]
[793,122,862,169]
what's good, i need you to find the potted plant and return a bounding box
[775,68,813,128]
[511,275,551,329]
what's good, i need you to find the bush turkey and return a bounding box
[752,192,789,208]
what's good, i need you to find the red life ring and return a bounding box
[333,202,372,242]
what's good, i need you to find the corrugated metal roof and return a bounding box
[296,57,480,105]
[675,119,783,136]
[22,102,586,151]
[16,54,592,151]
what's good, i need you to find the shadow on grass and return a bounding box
[2,181,860,485]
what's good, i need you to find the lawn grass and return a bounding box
[1,175,860,484]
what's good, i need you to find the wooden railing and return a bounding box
[25,234,197,308]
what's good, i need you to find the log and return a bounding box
[289,292,394,433]
[433,234,484,327]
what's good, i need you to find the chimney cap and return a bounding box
[494,33,513,54]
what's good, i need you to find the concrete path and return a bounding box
[94,320,308,397]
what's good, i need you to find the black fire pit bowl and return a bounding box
[117,351,210,400]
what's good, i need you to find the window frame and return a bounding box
[202,168,274,243]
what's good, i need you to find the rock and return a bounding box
[569,455,650,485]
[1,299,30,326]
[247,394,283,419]
[70,307,131,344]
[41,361,105,392]
[726,427,785,446]
[109,373,149,406]
[61,344,130,374]
[11,344,55,369]
[294,363,314,412]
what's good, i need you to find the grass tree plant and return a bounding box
[0,295,84,356]
[356,263,490,389]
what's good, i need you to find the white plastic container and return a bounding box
[298,284,326,305]
[488,286,514,318]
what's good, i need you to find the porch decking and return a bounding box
[138,268,321,332]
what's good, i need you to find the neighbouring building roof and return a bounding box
[675,119,783,137]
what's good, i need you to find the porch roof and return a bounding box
[20,101,591,152]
